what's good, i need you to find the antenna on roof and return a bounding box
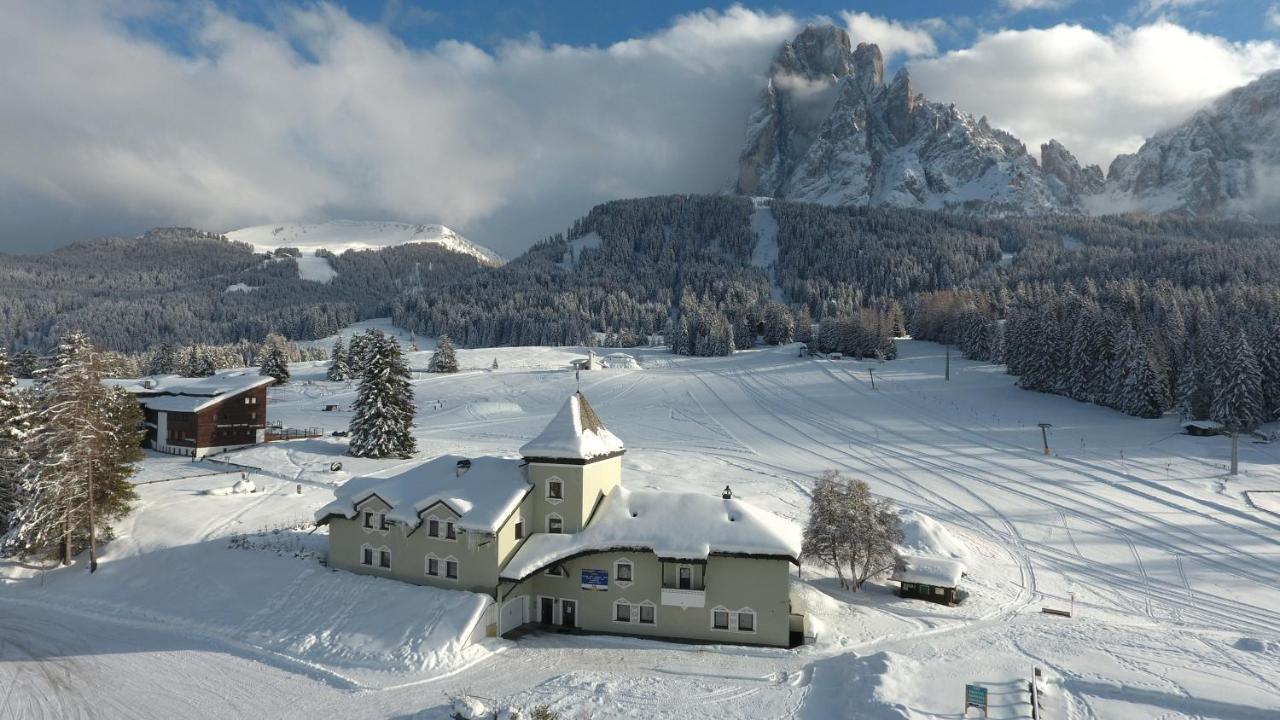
[575,368,580,392]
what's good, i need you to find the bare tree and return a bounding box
[801,470,903,591]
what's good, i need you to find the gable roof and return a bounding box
[889,554,966,588]
[105,371,274,413]
[314,455,531,534]
[519,392,624,461]
[500,486,801,580]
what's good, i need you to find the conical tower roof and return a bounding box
[520,392,624,461]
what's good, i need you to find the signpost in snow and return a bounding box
[964,684,988,717]
[581,569,608,591]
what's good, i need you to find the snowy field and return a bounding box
[3,336,1280,718]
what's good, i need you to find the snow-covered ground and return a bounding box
[226,220,503,265]
[4,337,1280,718]
[749,197,784,302]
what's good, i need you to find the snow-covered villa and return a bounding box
[106,372,273,458]
[316,392,807,647]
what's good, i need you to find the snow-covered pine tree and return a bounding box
[2,331,142,567]
[428,335,459,373]
[348,334,417,459]
[258,333,291,385]
[1255,313,1280,422]
[491,357,499,370]
[1113,326,1170,418]
[148,343,180,375]
[347,331,372,378]
[10,349,39,379]
[0,354,33,536]
[185,345,216,377]
[1210,329,1264,431]
[327,337,352,381]
[762,302,794,345]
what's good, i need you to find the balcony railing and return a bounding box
[660,587,706,608]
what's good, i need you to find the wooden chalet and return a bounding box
[890,554,966,606]
[107,373,274,458]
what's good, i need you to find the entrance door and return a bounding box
[560,599,577,628]
[679,566,692,590]
[540,597,555,624]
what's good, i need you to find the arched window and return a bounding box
[546,478,564,502]
[425,553,440,576]
[613,599,633,623]
[444,556,459,580]
[736,607,756,633]
[546,513,564,534]
[710,606,730,631]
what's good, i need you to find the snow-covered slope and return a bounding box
[737,26,1081,215]
[1098,70,1280,218]
[226,220,504,266]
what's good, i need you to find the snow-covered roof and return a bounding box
[500,486,801,580]
[104,371,274,413]
[1182,420,1223,430]
[519,392,624,461]
[890,554,966,588]
[314,455,531,534]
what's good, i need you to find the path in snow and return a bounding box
[749,197,784,302]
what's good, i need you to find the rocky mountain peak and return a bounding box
[852,42,884,93]
[1041,139,1104,196]
[773,24,854,80]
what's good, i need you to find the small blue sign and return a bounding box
[965,684,988,710]
[581,569,608,591]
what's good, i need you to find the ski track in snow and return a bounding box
[3,339,1280,718]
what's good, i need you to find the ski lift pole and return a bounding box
[1038,423,1052,456]
[868,368,876,390]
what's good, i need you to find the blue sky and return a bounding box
[5,1,1280,253]
[224,0,1275,51]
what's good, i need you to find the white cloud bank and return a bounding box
[2,3,1280,254]
[912,22,1280,168]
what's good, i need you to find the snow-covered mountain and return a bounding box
[1097,70,1280,218]
[736,25,1084,214]
[225,220,504,266]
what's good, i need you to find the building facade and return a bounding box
[108,373,273,458]
[317,392,805,647]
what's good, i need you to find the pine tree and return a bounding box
[149,343,180,375]
[1211,330,1265,431]
[762,302,794,345]
[0,355,33,536]
[259,333,291,385]
[349,334,417,458]
[2,332,142,567]
[10,349,40,379]
[1114,327,1170,418]
[348,332,371,378]
[327,337,351,382]
[491,357,499,370]
[428,335,459,373]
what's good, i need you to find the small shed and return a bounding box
[1182,420,1223,437]
[571,350,605,371]
[890,554,966,606]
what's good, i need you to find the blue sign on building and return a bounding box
[581,569,609,591]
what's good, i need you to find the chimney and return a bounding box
[722,485,733,500]
[456,459,472,477]
[141,379,155,390]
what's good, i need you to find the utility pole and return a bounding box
[1230,431,1239,475]
[1038,423,1052,456]
[868,368,876,390]
[945,344,951,381]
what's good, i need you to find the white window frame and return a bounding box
[427,517,440,538]
[378,547,392,569]
[444,556,460,581]
[614,558,634,588]
[545,478,564,504]
[734,607,757,634]
[612,598,634,624]
[546,513,564,534]
[545,564,564,577]
[638,601,656,626]
[361,543,391,570]
[446,521,457,540]
[710,605,731,631]
[425,553,440,577]
[362,511,375,531]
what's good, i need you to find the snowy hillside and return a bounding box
[226,220,504,266]
[4,327,1280,718]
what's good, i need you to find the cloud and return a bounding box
[910,22,1280,169]
[1269,4,1280,29]
[0,2,799,254]
[1002,0,1073,11]
[1138,0,1211,15]
[839,11,938,59]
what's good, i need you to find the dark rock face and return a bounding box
[1042,140,1105,196]
[736,25,1078,214]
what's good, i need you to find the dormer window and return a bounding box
[363,512,374,529]
[547,479,563,500]
[428,519,440,537]
[446,521,457,540]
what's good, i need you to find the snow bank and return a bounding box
[206,477,256,496]
[895,508,969,559]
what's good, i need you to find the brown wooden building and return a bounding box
[890,554,966,606]
[108,373,274,458]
